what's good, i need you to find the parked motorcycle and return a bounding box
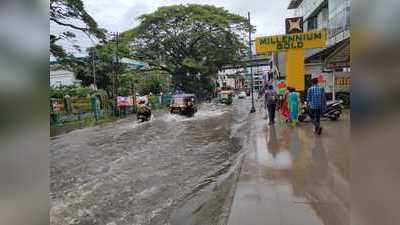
[298,101,343,122]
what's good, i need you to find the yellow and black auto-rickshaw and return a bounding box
[218,91,234,105]
[168,94,198,116]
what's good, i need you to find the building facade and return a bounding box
[287,0,350,98]
[218,54,272,92]
[217,68,246,90]
[50,70,81,87]
[247,65,270,92]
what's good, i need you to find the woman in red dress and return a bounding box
[280,87,290,122]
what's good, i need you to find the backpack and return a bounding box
[266,90,277,104]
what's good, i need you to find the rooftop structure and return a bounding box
[287,0,304,9]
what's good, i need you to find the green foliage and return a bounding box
[126,4,251,95]
[50,85,106,99]
[58,40,132,97]
[50,0,106,58]
[118,70,168,96]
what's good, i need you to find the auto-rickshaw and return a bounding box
[218,90,234,105]
[168,94,198,116]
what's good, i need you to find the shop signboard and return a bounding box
[311,73,350,93]
[255,29,327,91]
[335,75,351,92]
[255,30,327,52]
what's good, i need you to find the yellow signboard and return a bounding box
[255,30,327,53]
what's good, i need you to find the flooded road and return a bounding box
[50,99,251,225]
[50,97,350,225]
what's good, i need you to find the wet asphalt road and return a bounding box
[50,99,251,225]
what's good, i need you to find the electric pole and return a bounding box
[111,32,120,116]
[248,12,256,113]
[92,48,96,90]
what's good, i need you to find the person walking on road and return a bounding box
[288,88,300,127]
[307,78,326,135]
[265,85,278,125]
[280,87,290,123]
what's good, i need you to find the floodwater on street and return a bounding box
[50,99,252,225]
[50,97,350,225]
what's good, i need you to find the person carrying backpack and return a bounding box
[265,85,277,125]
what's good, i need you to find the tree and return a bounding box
[66,39,131,97]
[50,0,106,58]
[119,70,168,96]
[127,4,252,95]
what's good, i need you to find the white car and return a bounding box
[238,91,246,99]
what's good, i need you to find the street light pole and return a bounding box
[248,12,256,113]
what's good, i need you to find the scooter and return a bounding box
[137,103,152,122]
[298,101,343,122]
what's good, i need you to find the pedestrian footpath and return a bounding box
[227,108,349,225]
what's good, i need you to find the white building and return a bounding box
[217,67,246,90]
[50,70,81,87]
[247,65,270,91]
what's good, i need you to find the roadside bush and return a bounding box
[50,85,106,99]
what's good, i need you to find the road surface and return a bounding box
[50,97,350,225]
[50,100,251,225]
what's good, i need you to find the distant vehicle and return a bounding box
[218,90,234,105]
[238,91,246,99]
[169,94,197,116]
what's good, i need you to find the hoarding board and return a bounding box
[117,96,134,107]
[255,30,327,53]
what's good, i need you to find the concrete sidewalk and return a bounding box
[227,109,350,225]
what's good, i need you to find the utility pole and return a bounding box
[87,34,97,90]
[248,12,256,113]
[92,48,96,90]
[111,31,120,116]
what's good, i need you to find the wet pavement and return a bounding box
[227,101,350,225]
[50,99,251,225]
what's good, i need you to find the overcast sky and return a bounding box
[51,0,292,56]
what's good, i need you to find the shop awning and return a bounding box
[305,38,350,69]
[325,39,350,69]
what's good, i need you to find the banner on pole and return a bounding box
[117,96,134,107]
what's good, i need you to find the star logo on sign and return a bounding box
[288,19,301,32]
[286,17,303,34]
